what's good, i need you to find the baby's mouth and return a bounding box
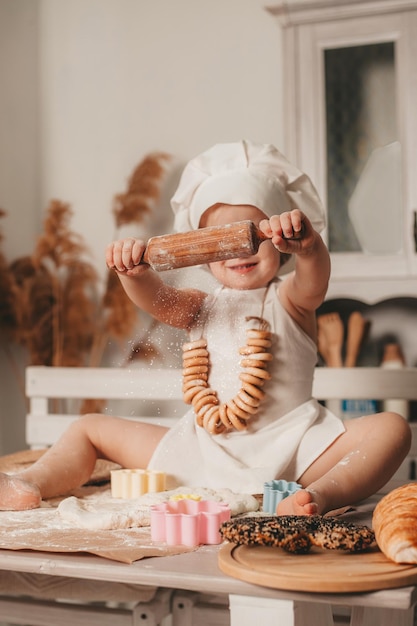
[229,261,257,272]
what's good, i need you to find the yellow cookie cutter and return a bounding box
[111,469,166,498]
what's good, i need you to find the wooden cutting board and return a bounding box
[218,544,417,593]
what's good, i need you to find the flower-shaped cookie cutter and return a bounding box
[111,469,166,498]
[263,479,302,514]
[150,499,231,546]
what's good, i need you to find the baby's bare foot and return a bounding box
[276,489,319,516]
[0,472,41,510]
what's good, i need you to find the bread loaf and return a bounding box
[373,483,417,563]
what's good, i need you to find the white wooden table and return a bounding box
[18,365,417,625]
[0,545,415,626]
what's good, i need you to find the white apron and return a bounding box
[148,280,345,493]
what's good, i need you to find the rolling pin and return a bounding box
[141,220,268,271]
[140,220,303,272]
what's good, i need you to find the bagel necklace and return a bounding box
[182,288,273,435]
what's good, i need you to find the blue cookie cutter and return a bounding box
[263,479,302,514]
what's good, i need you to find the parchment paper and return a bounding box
[0,451,194,563]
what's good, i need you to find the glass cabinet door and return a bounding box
[283,8,417,285]
[325,42,401,256]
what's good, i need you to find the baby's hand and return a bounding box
[259,210,315,255]
[105,238,148,276]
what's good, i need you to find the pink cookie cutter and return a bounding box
[150,499,231,546]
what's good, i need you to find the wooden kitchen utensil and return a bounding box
[140,220,268,271]
[317,312,344,367]
[344,311,367,367]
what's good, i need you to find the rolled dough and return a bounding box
[57,486,259,530]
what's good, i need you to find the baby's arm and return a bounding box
[105,237,206,330]
[259,210,330,338]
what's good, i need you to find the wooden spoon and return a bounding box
[344,311,367,367]
[317,313,344,367]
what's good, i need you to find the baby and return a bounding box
[0,141,411,515]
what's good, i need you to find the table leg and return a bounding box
[350,606,414,626]
[229,595,334,626]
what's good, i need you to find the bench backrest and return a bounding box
[25,365,417,449]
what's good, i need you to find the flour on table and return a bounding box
[57,486,259,530]
[57,497,151,530]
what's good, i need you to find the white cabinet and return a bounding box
[267,0,417,302]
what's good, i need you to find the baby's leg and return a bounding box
[0,415,168,511]
[277,411,411,516]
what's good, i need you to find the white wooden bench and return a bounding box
[1,365,417,626]
[25,366,185,448]
[26,365,417,484]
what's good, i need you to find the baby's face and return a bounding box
[199,204,281,290]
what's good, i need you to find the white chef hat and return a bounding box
[171,140,326,233]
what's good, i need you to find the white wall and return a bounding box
[0,0,41,454]
[0,0,284,452]
[0,0,41,260]
[39,0,284,271]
